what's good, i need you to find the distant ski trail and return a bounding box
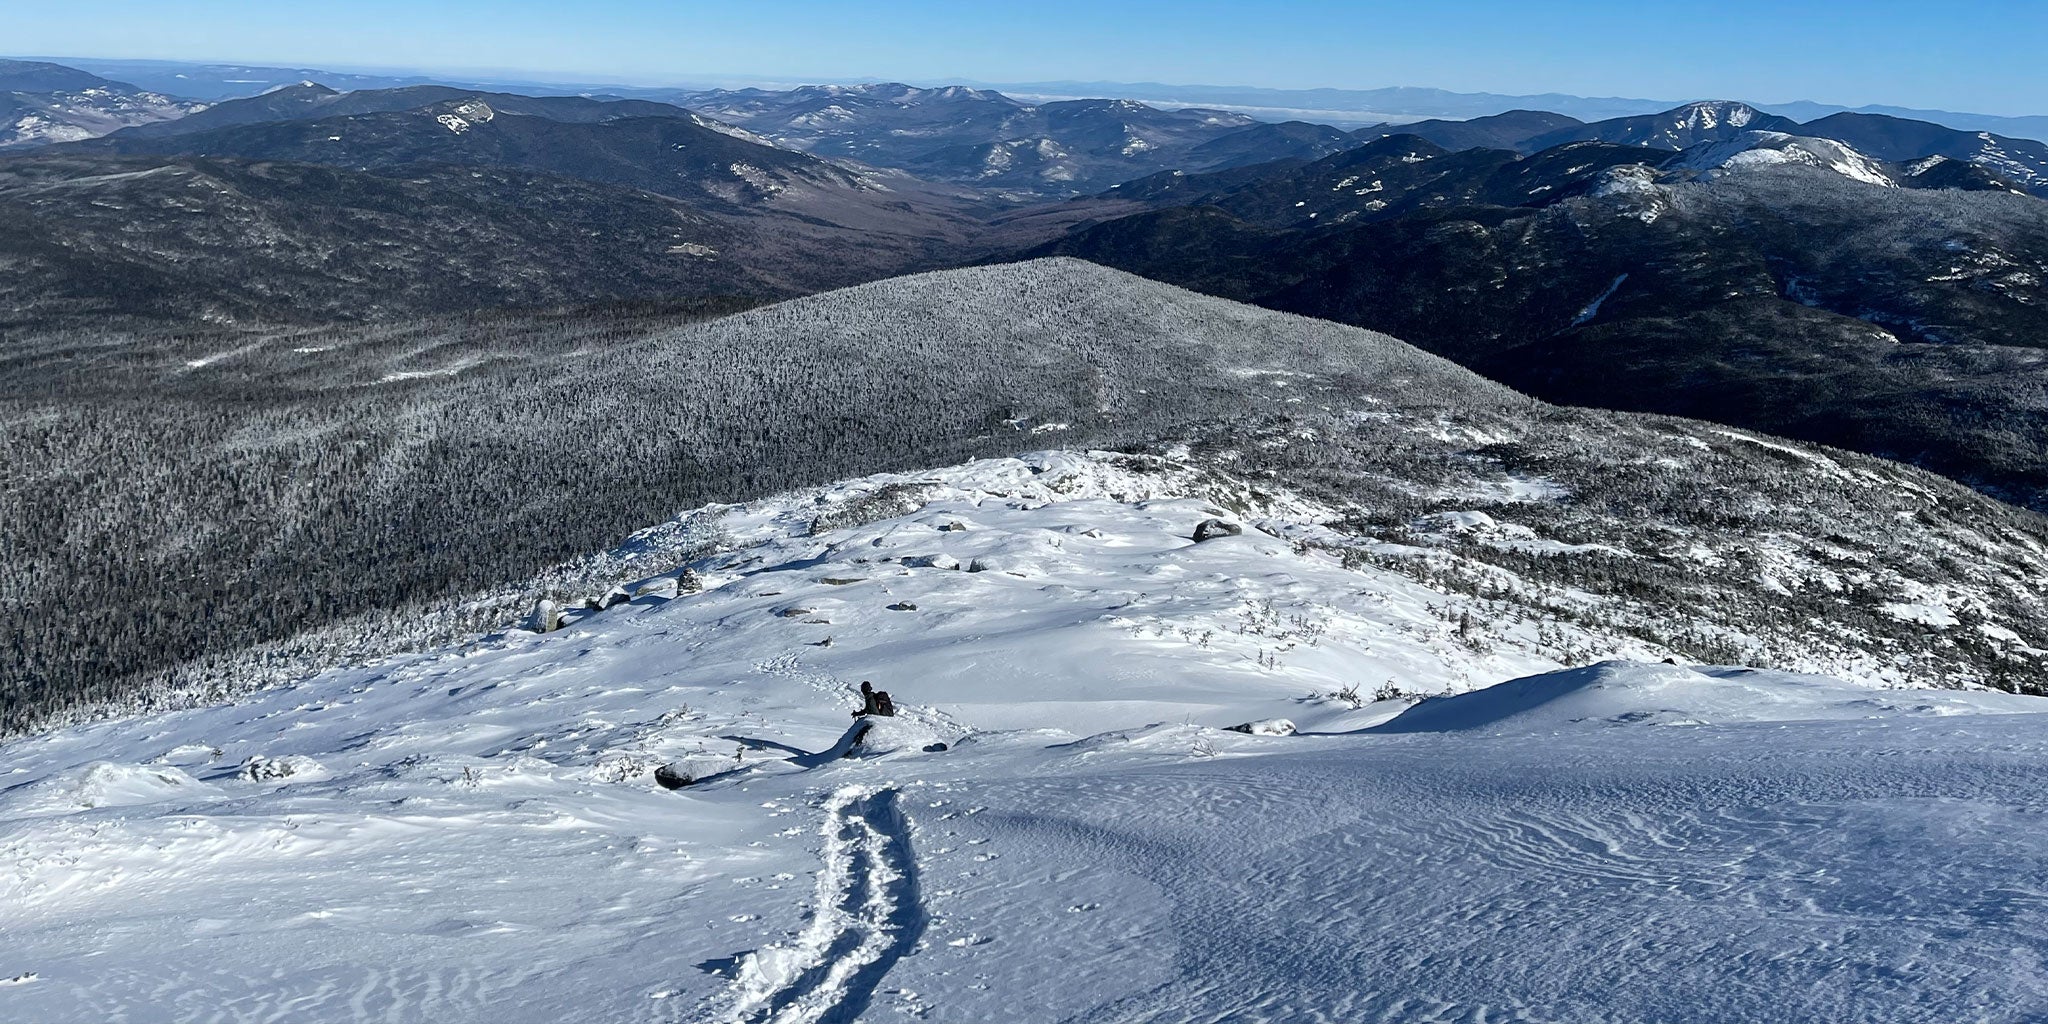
[725,786,926,1024]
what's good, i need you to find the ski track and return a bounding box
[721,785,927,1024]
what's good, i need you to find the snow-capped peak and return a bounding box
[1666,100,1763,131]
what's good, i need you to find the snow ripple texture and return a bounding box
[909,724,2048,1024]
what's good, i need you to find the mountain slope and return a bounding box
[1035,140,2048,513]
[0,154,782,328]
[7,98,1003,328]
[8,259,2048,740]
[1181,119,1360,170]
[72,101,884,212]
[0,59,201,148]
[1359,108,1584,151]
[1665,131,1898,187]
[1097,134,1654,230]
[0,60,113,93]
[3,450,2046,1021]
[1800,111,2048,196]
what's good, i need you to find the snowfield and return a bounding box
[3,451,2046,1022]
[1669,131,1900,187]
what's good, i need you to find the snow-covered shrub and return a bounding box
[809,483,936,536]
[239,755,320,782]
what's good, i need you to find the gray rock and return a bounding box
[529,598,562,633]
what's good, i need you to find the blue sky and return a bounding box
[11,0,2042,115]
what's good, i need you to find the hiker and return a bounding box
[852,681,897,718]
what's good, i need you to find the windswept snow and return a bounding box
[1373,661,2036,733]
[3,450,2046,1022]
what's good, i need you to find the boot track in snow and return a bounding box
[723,785,926,1024]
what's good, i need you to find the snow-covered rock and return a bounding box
[1225,717,1297,736]
[1,761,208,817]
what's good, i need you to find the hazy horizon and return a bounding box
[9,0,2044,118]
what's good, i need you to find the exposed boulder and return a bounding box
[1225,718,1297,736]
[529,598,562,633]
[653,756,743,789]
[1193,518,1243,542]
[676,567,705,594]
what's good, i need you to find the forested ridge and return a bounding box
[6,261,2046,737]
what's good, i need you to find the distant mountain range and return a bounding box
[1367,101,2048,195]
[0,58,200,148]
[972,79,2048,144]
[111,82,703,137]
[6,59,2048,520]
[11,56,447,100]
[674,84,1271,197]
[1035,112,2048,512]
[15,55,2046,143]
[7,84,1011,327]
[950,78,2048,143]
[967,80,1682,125]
